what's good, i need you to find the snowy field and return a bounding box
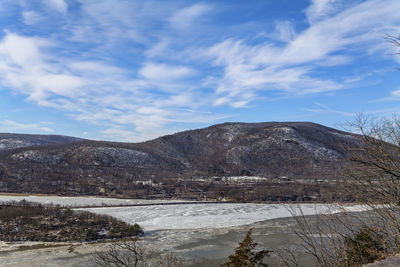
[79,203,369,231]
[0,195,191,207]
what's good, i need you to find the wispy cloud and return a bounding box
[306,103,355,116]
[168,3,212,30]
[0,33,86,103]
[204,0,400,107]
[270,21,296,42]
[206,38,343,107]
[0,120,54,133]
[304,0,348,24]
[22,11,43,25]
[374,88,400,102]
[43,0,68,14]
[0,0,399,141]
[0,30,219,141]
[139,62,195,83]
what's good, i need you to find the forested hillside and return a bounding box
[0,122,360,201]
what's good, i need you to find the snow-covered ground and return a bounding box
[0,201,371,266]
[0,195,190,207]
[0,195,369,231]
[79,203,369,231]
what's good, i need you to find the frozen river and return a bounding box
[78,203,369,231]
[0,194,371,266]
[0,194,368,231]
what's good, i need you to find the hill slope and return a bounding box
[0,133,84,151]
[0,122,359,200]
[141,122,357,178]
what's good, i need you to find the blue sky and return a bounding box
[0,0,400,141]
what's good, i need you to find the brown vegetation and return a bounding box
[0,200,143,242]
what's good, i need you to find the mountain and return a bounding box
[0,133,85,151]
[0,122,359,200]
[141,122,357,178]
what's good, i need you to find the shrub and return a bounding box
[344,227,386,266]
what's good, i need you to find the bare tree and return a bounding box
[154,252,186,267]
[344,115,400,249]
[277,34,400,267]
[385,34,400,55]
[278,114,400,266]
[94,237,153,267]
[279,204,389,267]
[93,237,185,267]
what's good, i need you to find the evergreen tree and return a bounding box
[222,229,272,267]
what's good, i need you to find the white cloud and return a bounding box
[2,120,37,130]
[306,103,355,116]
[0,31,220,141]
[139,62,195,82]
[145,38,171,58]
[40,127,55,133]
[377,89,400,101]
[205,0,400,107]
[43,0,67,13]
[22,11,43,25]
[0,33,86,101]
[392,90,400,97]
[100,128,140,142]
[305,0,341,24]
[1,120,54,133]
[0,33,47,66]
[270,21,296,42]
[231,101,248,108]
[169,3,212,29]
[214,97,229,106]
[1,0,399,141]
[70,0,170,45]
[207,39,343,106]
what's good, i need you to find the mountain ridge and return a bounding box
[0,133,85,152]
[0,122,359,201]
